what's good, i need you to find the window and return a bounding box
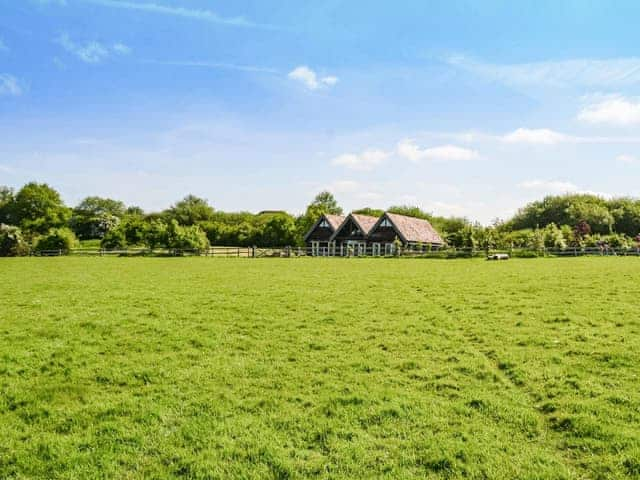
[319,219,329,228]
[372,243,381,256]
[380,218,392,227]
[311,241,320,256]
[385,243,395,256]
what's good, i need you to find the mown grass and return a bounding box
[1,257,639,479]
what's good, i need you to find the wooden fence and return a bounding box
[29,245,640,258]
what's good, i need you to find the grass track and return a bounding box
[1,257,639,479]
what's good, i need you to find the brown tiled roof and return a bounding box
[385,212,444,244]
[324,214,345,231]
[351,214,378,234]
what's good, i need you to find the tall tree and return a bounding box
[297,191,344,243]
[71,196,126,239]
[164,195,215,226]
[10,182,70,235]
[0,186,14,225]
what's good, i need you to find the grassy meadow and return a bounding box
[1,257,639,479]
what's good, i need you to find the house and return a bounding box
[329,213,379,256]
[303,214,345,256]
[368,212,444,255]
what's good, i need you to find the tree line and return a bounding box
[1,182,640,256]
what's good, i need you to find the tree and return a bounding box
[9,183,70,235]
[70,196,126,239]
[297,191,344,243]
[0,224,29,256]
[353,207,385,217]
[164,195,215,226]
[387,205,432,220]
[165,220,210,250]
[34,228,77,252]
[259,214,297,247]
[101,228,127,250]
[0,186,14,225]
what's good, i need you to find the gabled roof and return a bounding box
[303,213,345,242]
[378,212,444,245]
[324,214,346,231]
[330,213,378,240]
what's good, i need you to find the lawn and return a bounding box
[1,257,639,479]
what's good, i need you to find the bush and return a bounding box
[34,228,77,253]
[101,228,127,250]
[0,224,29,256]
[166,220,209,251]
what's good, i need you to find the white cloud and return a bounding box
[502,128,569,145]
[325,180,360,194]
[0,74,22,96]
[518,179,579,193]
[56,34,132,64]
[447,55,640,88]
[331,149,388,171]
[617,154,638,164]
[397,139,479,162]
[577,96,640,126]
[112,43,132,55]
[288,66,338,90]
[56,33,109,63]
[80,0,272,29]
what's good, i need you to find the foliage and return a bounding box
[164,195,215,226]
[0,224,29,256]
[297,191,344,242]
[70,196,126,239]
[352,207,385,217]
[33,227,77,252]
[100,228,127,250]
[0,186,14,225]
[165,220,210,251]
[8,182,71,235]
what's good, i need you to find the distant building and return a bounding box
[368,212,444,255]
[330,213,378,256]
[304,211,444,256]
[303,214,345,256]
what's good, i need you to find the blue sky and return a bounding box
[2,0,640,222]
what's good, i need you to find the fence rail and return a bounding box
[27,245,640,258]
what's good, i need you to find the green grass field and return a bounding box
[1,258,639,479]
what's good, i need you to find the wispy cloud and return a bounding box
[0,38,8,53]
[56,33,131,64]
[56,33,109,63]
[518,179,612,198]
[397,139,479,162]
[518,179,579,193]
[447,55,640,88]
[502,128,569,145]
[80,0,275,29]
[0,74,22,96]
[112,43,132,55]
[331,149,388,171]
[617,154,639,164]
[577,95,640,126]
[288,66,338,90]
[143,59,278,74]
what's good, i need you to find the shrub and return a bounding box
[101,228,127,250]
[166,220,209,251]
[0,224,29,256]
[34,228,77,253]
